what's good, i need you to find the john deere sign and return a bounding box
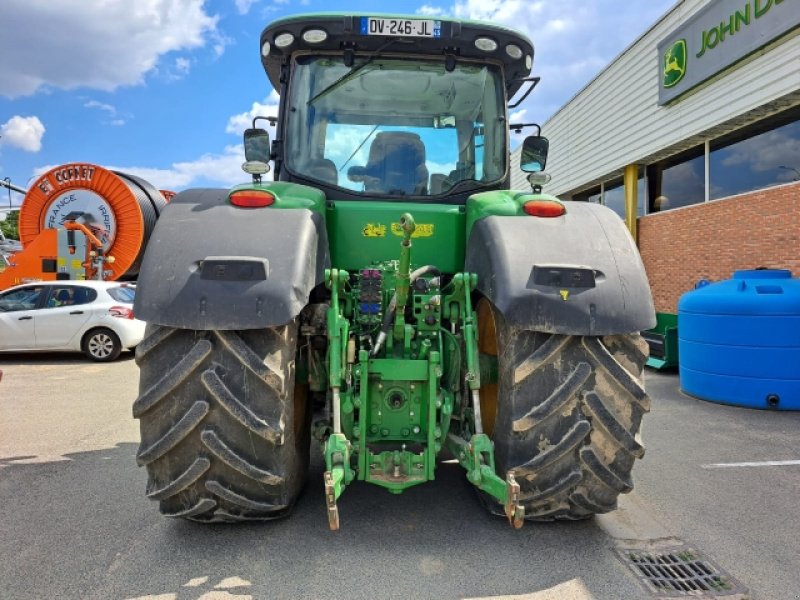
[658,0,799,104]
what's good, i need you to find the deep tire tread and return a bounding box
[135,323,308,522]
[570,491,615,514]
[133,339,212,418]
[513,362,591,431]
[136,401,209,466]
[134,325,178,364]
[513,419,591,472]
[146,457,210,500]
[201,369,283,444]
[201,429,284,485]
[579,447,633,493]
[582,337,649,406]
[214,330,284,390]
[164,498,217,519]
[582,391,645,458]
[205,480,288,512]
[520,468,583,503]
[485,302,650,522]
[512,334,570,384]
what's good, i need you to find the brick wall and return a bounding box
[638,182,800,314]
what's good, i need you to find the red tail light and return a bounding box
[230,190,275,208]
[522,200,566,217]
[109,305,134,319]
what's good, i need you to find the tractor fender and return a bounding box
[133,188,329,330]
[465,202,655,335]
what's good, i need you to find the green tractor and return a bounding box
[133,13,655,529]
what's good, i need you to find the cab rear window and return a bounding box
[108,286,136,303]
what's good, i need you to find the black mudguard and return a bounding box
[133,188,329,330]
[465,202,655,335]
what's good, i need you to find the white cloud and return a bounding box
[35,145,258,191]
[453,0,544,23]
[0,116,45,152]
[111,145,252,189]
[225,91,281,135]
[510,108,527,123]
[417,5,445,16]
[415,1,673,123]
[235,0,259,14]
[84,100,117,115]
[84,99,130,126]
[175,57,192,75]
[0,0,220,98]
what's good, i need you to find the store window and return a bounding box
[573,186,601,203]
[710,110,800,199]
[573,171,646,219]
[637,173,647,217]
[603,180,626,218]
[647,147,705,213]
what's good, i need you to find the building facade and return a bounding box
[513,0,800,315]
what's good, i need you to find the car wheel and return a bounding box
[82,328,122,362]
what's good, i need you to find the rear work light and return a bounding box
[522,200,566,218]
[109,305,135,319]
[230,190,275,208]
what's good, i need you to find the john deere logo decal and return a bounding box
[362,223,386,237]
[391,222,434,238]
[663,39,686,88]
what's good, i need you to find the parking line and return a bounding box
[701,460,800,469]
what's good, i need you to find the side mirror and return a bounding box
[520,135,549,173]
[243,128,271,163]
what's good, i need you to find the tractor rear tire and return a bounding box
[477,299,650,521]
[133,323,309,522]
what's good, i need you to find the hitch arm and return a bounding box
[446,433,525,528]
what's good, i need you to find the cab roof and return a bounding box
[260,13,534,98]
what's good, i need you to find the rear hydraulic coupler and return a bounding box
[320,213,524,530]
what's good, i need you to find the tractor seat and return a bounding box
[348,132,428,195]
[304,158,339,185]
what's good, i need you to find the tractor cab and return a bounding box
[246,14,542,203]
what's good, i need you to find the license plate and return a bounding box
[360,17,441,38]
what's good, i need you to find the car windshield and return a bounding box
[108,286,136,303]
[285,55,506,198]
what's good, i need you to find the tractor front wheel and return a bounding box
[133,323,309,522]
[477,299,650,520]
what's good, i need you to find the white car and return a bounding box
[0,280,145,361]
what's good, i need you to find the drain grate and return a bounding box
[616,543,748,598]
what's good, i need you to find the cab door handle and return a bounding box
[18,316,32,321]
[69,311,84,315]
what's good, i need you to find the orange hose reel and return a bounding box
[19,163,166,280]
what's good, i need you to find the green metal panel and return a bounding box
[644,312,679,370]
[368,358,428,380]
[465,190,566,240]
[326,201,465,272]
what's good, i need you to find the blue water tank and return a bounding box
[678,269,800,410]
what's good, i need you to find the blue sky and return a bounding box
[0,0,675,207]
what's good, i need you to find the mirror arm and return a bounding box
[507,76,540,109]
[252,116,278,129]
[509,123,541,135]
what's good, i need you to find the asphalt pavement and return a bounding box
[1,353,798,600]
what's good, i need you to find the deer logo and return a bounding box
[663,39,687,88]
